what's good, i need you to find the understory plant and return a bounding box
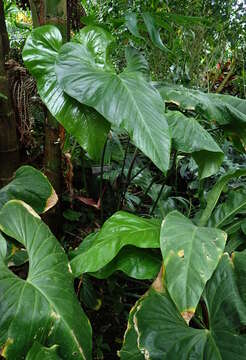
[1,24,246,359]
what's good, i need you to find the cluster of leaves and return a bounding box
[0,166,91,359]
[81,0,246,90]
[1,17,246,359]
[4,0,32,60]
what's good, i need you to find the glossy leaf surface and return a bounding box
[70,211,161,276]
[56,27,171,173]
[166,111,224,178]
[0,166,57,213]
[0,201,92,360]
[161,211,226,321]
[123,255,246,359]
[22,25,109,160]
[91,246,161,280]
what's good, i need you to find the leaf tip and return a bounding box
[152,265,164,292]
[181,309,195,324]
[44,188,58,213]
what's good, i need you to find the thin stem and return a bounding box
[150,181,166,215]
[119,148,138,209]
[129,161,150,182]
[100,138,108,222]
[135,175,159,213]
[120,136,130,180]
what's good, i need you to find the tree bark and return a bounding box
[0,0,19,186]
[29,0,67,196]
[29,0,67,234]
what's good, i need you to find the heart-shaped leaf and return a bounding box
[70,211,161,276]
[0,200,92,359]
[0,166,57,213]
[55,27,171,173]
[161,211,226,322]
[122,254,246,359]
[166,111,224,178]
[22,25,110,160]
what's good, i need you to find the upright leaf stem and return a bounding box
[119,148,138,209]
[100,138,108,222]
[150,181,166,215]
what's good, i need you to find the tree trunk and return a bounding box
[0,0,19,186]
[29,0,67,234]
[29,0,67,196]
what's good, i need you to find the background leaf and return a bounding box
[157,84,246,149]
[208,189,246,228]
[199,169,246,226]
[125,13,144,39]
[142,12,170,52]
[166,111,224,178]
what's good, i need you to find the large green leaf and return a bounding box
[199,169,246,226]
[72,25,114,69]
[142,12,170,53]
[22,25,110,160]
[208,188,246,228]
[0,200,92,360]
[0,166,57,213]
[90,246,161,280]
[123,254,246,359]
[70,211,161,277]
[160,211,226,322]
[166,111,224,178]
[157,83,246,147]
[25,343,61,360]
[55,27,171,173]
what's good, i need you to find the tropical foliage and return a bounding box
[1,1,246,359]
